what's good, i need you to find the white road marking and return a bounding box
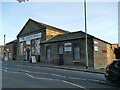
[88,79,100,82]
[25,73,35,78]
[51,73,67,78]
[69,77,100,82]
[4,69,7,72]
[62,80,88,89]
[25,73,87,89]
[3,66,49,75]
[69,77,87,81]
[28,71,48,75]
[19,69,30,73]
[3,69,21,74]
[25,73,60,81]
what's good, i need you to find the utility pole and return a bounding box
[4,35,5,46]
[118,1,120,47]
[84,0,88,69]
[3,35,5,61]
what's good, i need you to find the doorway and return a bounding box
[26,47,31,61]
[46,47,51,62]
[58,45,64,65]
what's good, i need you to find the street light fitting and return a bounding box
[17,0,29,3]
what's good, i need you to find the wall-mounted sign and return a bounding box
[94,41,98,51]
[19,33,41,42]
[102,48,107,53]
[26,40,31,45]
[35,38,40,55]
[64,43,72,52]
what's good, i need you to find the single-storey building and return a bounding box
[41,31,117,69]
[0,45,4,60]
[5,40,17,60]
[6,18,117,69]
[16,18,69,62]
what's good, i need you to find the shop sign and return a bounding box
[19,33,41,42]
[64,43,72,52]
[26,40,31,45]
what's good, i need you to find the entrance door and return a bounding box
[58,45,64,65]
[47,47,51,62]
[26,47,31,61]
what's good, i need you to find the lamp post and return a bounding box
[84,0,88,69]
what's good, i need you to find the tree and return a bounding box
[17,0,29,3]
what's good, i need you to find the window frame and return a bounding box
[73,43,81,62]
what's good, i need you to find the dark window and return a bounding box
[46,46,51,61]
[73,43,80,61]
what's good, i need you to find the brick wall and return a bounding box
[41,38,94,67]
[93,39,108,69]
[107,44,118,64]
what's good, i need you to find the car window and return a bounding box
[116,61,120,68]
[109,61,117,68]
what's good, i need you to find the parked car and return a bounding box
[105,59,120,83]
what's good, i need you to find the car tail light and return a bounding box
[106,67,110,71]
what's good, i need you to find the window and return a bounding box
[58,45,64,54]
[73,44,80,61]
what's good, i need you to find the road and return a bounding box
[2,60,120,89]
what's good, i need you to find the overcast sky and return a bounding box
[0,0,119,45]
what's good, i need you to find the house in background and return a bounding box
[41,31,117,69]
[16,18,69,62]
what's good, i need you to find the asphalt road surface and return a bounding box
[2,60,120,89]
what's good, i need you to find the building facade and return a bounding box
[4,40,17,60]
[5,18,117,69]
[41,31,116,69]
[0,45,4,60]
[17,18,68,61]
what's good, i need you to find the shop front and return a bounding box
[19,33,41,62]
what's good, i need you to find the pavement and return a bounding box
[10,60,106,74]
